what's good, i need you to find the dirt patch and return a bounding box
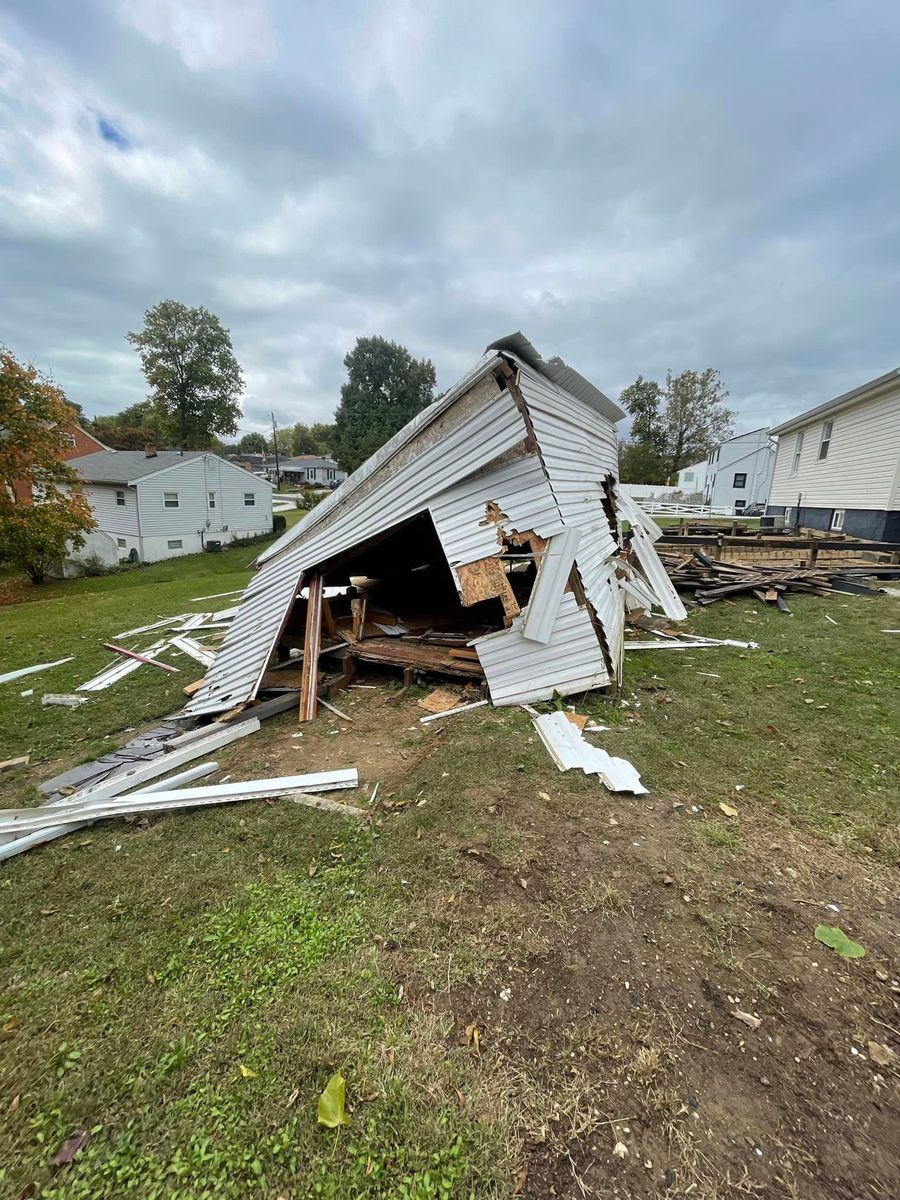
[443,784,899,1198]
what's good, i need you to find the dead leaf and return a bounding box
[3,1015,18,1032]
[7,1093,20,1114]
[537,791,551,802]
[613,1140,629,1159]
[513,1167,528,1194]
[718,802,739,818]
[766,724,780,734]
[465,1023,481,1055]
[238,1063,257,1079]
[732,1009,761,1030]
[286,1088,299,1107]
[867,1041,895,1067]
[51,1130,90,1167]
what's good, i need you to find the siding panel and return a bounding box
[769,388,900,509]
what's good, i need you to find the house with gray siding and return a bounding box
[70,449,273,562]
[704,429,775,513]
[767,368,900,540]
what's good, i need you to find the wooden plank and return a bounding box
[0,755,30,772]
[321,599,337,638]
[102,642,180,673]
[299,573,324,722]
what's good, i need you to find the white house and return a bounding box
[767,368,900,540]
[70,449,274,563]
[675,459,707,496]
[274,456,346,487]
[704,429,775,513]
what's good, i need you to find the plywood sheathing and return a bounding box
[456,556,520,622]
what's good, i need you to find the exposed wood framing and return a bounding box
[350,597,368,642]
[299,573,325,722]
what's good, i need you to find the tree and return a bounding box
[286,421,336,457]
[660,368,734,479]
[617,368,734,482]
[89,399,164,451]
[332,337,435,473]
[0,347,95,583]
[238,431,267,455]
[126,300,243,448]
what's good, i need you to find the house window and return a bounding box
[734,499,746,511]
[163,491,179,508]
[683,471,694,484]
[115,490,126,506]
[818,419,833,460]
[167,539,183,549]
[243,492,256,507]
[831,509,845,531]
[790,431,803,475]
[63,433,77,448]
[208,490,217,509]
[785,507,794,525]
[116,537,126,548]
[733,473,747,488]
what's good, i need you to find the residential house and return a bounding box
[185,331,685,719]
[704,429,775,513]
[766,368,900,540]
[675,459,707,497]
[69,449,273,562]
[12,422,109,506]
[275,455,345,487]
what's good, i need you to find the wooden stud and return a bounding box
[299,573,324,722]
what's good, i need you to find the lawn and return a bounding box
[1,567,898,1198]
[0,510,303,767]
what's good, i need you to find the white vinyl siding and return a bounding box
[134,455,272,543]
[80,483,140,536]
[770,385,900,509]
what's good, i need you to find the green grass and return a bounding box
[0,566,898,1198]
[0,513,304,767]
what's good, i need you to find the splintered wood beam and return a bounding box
[299,573,324,722]
[350,597,368,642]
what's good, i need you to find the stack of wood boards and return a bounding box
[658,548,888,610]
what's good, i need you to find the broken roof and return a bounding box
[185,334,677,718]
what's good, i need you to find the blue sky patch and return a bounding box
[96,115,129,150]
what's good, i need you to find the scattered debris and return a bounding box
[0,754,30,772]
[658,546,893,608]
[0,655,74,687]
[418,687,464,715]
[41,694,87,708]
[318,697,353,722]
[815,925,866,958]
[533,710,647,794]
[718,802,739,818]
[103,642,180,673]
[733,1009,762,1030]
[419,699,489,725]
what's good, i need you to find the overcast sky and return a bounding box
[2,1,898,437]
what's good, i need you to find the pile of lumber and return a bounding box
[659,548,889,611]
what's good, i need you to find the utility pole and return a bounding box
[271,412,281,489]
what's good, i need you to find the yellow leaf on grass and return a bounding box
[317,1071,349,1127]
[239,1063,257,1079]
[719,802,739,818]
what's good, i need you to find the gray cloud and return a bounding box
[2,0,899,436]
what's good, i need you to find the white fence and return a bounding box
[639,500,734,517]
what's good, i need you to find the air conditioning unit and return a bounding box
[760,515,785,531]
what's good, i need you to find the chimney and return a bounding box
[145,444,157,458]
